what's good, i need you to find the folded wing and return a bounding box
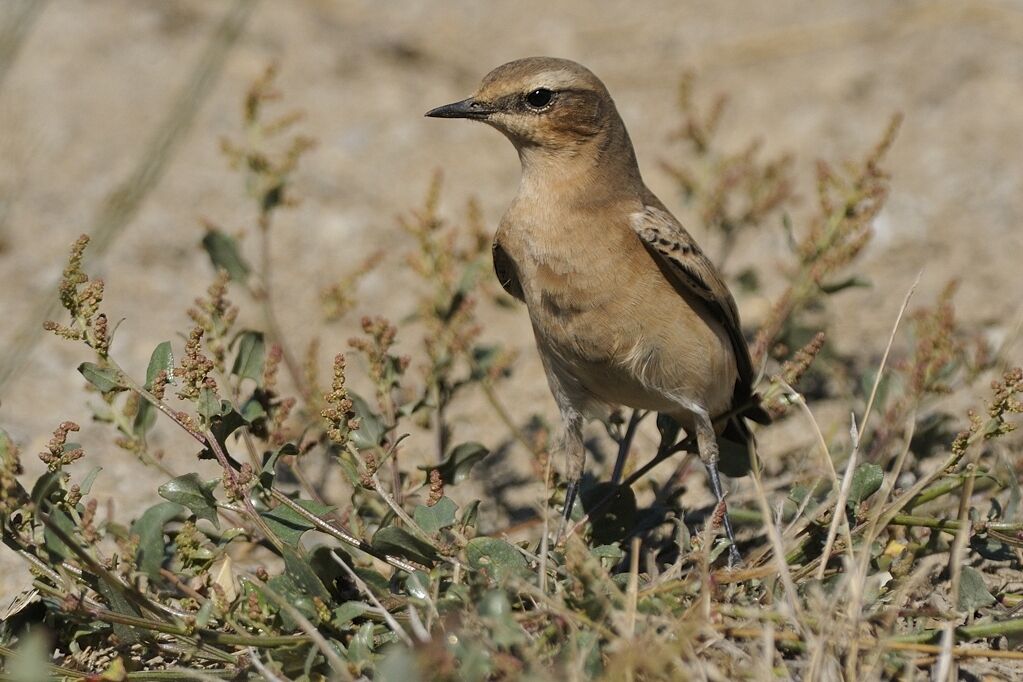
[630,199,770,432]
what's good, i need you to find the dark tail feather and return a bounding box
[743,392,772,425]
[718,413,758,478]
[740,388,769,427]
[716,389,770,476]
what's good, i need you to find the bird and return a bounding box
[426,57,769,564]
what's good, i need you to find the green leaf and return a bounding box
[456,260,485,296]
[307,545,350,597]
[197,387,229,423]
[261,499,334,547]
[476,589,527,648]
[130,344,171,439]
[782,212,798,252]
[470,344,507,380]
[383,355,406,389]
[239,398,267,423]
[820,275,871,295]
[590,544,625,561]
[230,331,265,384]
[735,266,760,293]
[459,500,481,531]
[477,589,511,618]
[466,537,528,584]
[130,345,170,436]
[332,600,371,628]
[372,526,439,567]
[354,566,390,593]
[958,566,996,611]
[94,580,142,644]
[210,407,249,445]
[30,471,61,506]
[79,466,102,496]
[158,473,220,528]
[788,479,829,506]
[202,229,250,282]
[132,400,157,439]
[860,369,895,412]
[78,362,128,393]
[405,570,431,600]
[398,394,430,418]
[281,545,331,602]
[266,573,317,630]
[195,600,214,629]
[42,507,79,562]
[347,621,377,666]
[414,497,458,535]
[847,463,884,506]
[349,391,385,450]
[144,341,174,389]
[335,448,361,488]
[420,442,490,485]
[578,630,604,679]
[130,501,184,577]
[1006,463,1022,522]
[260,443,297,490]
[261,565,324,631]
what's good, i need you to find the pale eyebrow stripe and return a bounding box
[532,70,582,90]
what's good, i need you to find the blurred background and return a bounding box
[1,0,1021,596]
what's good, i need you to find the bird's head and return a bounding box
[426,57,627,160]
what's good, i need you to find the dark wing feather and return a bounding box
[492,241,525,302]
[630,201,768,425]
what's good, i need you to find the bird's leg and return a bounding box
[610,409,645,485]
[694,410,742,567]
[556,410,585,543]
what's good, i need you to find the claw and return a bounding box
[556,479,579,544]
[705,459,742,567]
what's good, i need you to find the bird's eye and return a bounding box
[525,88,554,109]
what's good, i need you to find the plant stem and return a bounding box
[254,211,308,402]
[267,487,418,573]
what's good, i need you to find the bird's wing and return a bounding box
[630,202,761,414]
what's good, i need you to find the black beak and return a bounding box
[425,97,494,120]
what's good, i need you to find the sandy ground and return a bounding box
[1,0,1022,597]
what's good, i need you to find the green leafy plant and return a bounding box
[1,67,1021,682]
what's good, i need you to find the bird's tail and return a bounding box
[717,393,770,477]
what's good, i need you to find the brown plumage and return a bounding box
[427,57,768,563]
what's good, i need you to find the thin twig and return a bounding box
[817,274,919,581]
[247,648,287,682]
[859,271,922,444]
[815,419,861,579]
[748,465,804,629]
[253,211,308,402]
[625,536,641,639]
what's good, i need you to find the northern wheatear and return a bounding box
[427,57,769,563]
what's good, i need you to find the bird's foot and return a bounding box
[726,542,742,569]
[554,480,580,546]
